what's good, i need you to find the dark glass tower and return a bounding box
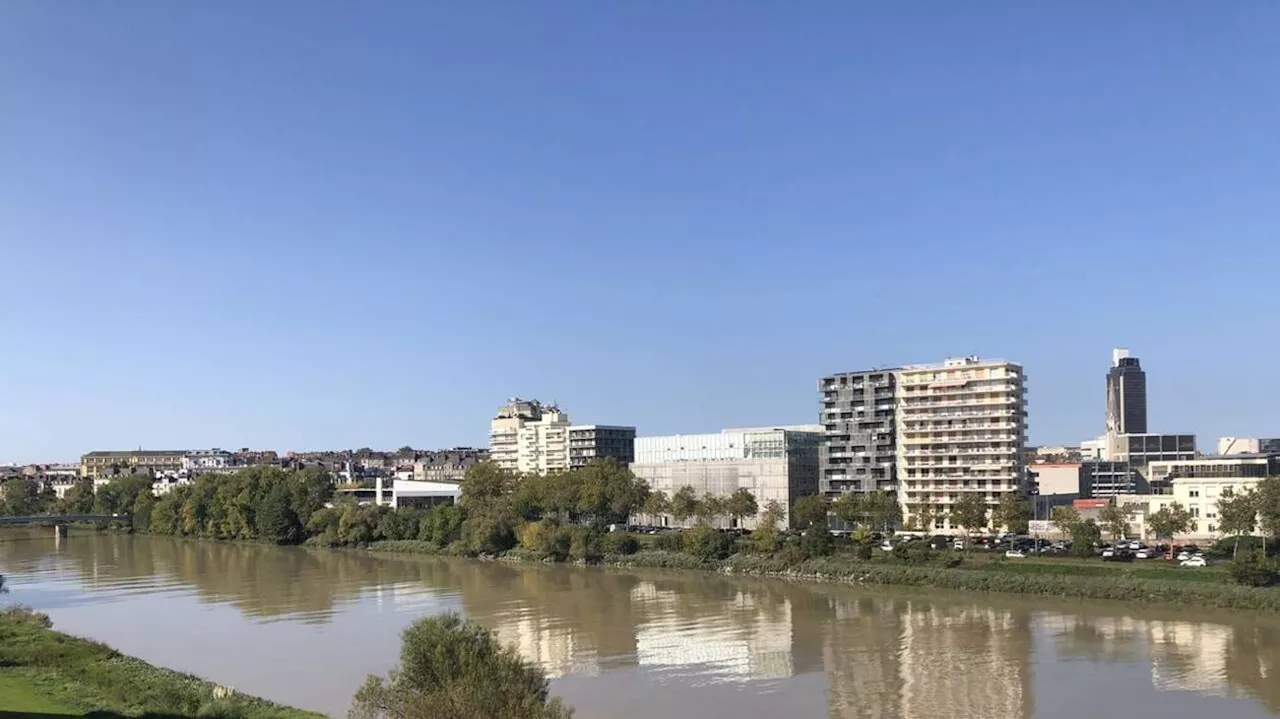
[1106,349,1147,435]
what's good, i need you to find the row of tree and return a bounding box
[788,491,1034,537]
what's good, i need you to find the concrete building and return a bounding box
[1113,433,1197,488]
[1083,460,1146,497]
[80,450,186,479]
[389,479,462,509]
[1218,437,1280,455]
[412,448,488,483]
[568,425,636,469]
[1106,348,1148,436]
[629,426,821,530]
[896,356,1029,531]
[1148,454,1280,537]
[183,449,236,474]
[818,369,898,497]
[1030,463,1083,496]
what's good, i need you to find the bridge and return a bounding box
[0,515,131,541]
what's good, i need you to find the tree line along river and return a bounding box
[1,530,1279,718]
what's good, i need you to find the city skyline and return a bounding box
[0,345,1268,465]
[4,4,1278,462]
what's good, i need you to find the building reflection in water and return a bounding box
[1044,613,1280,712]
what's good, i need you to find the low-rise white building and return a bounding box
[629,426,821,530]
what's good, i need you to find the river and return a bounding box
[1,532,1278,718]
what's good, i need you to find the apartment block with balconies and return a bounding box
[895,356,1028,531]
[819,369,898,498]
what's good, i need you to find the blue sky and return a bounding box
[2,3,1277,462]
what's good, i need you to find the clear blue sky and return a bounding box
[2,3,1277,462]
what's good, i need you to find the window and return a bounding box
[1189,490,1200,498]
[1222,487,1234,497]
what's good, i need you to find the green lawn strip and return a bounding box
[0,609,321,719]
[0,671,83,715]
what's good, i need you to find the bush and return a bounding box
[1229,552,1279,587]
[799,527,835,558]
[683,525,735,561]
[891,541,935,566]
[351,613,571,719]
[653,532,684,552]
[849,541,875,561]
[602,532,639,556]
[942,554,964,569]
[1211,536,1279,559]
[518,519,571,561]
[568,526,603,562]
[777,540,810,566]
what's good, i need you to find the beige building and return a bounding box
[1146,454,1280,539]
[80,450,186,480]
[896,356,1028,531]
[489,398,570,474]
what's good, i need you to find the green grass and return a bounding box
[0,607,321,719]
[0,672,82,714]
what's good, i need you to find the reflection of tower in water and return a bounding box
[898,604,1032,719]
[489,608,600,679]
[823,600,1032,719]
[630,581,795,681]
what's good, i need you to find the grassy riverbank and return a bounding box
[363,539,1280,613]
[0,607,322,719]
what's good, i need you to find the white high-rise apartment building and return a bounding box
[488,398,572,474]
[895,356,1028,531]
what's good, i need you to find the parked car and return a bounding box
[1135,549,1153,559]
[1181,556,1208,568]
[1176,551,1192,561]
[1101,548,1115,558]
[880,540,894,552]
[1004,550,1026,558]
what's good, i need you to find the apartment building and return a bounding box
[629,426,821,530]
[818,369,897,498]
[183,449,237,474]
[895,356,1028,531]
[412,448,488,483]
[80,449,186,480]
[489,398,551,472]
[568,425,636,469]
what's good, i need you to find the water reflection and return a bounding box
[1,532,1277,718]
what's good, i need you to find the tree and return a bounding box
[1217,489,1259,560]
[460,462,518,512]
[1068,519,1102,558]
[949,494,990,541]
[790,494,829,530]
[573,459,648,525]
[0,573,6,593]
[725,488,758,528]
[257,482,302,544]
[992,494,1032,535]
[914,496,942,533]
[62,478,96,514]
[1050,505,1081,536]
[132,492,155,533]
[1,478,39,516]
[752,500,785,553]
[149,493,180,535]
[694,495,726,526]
[670,486,699,524]
[1256,477,1280,556]
[350,613,572,719]
[641,490,669,522]
[864,492,903,533]
[1147,502,1193,543]
[1098,504,1131,542]
[832,492,864,528]
[94,475,153,517]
